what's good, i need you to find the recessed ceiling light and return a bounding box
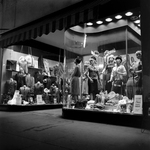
[138,24,140,27]
[134,19,140,24]
[96,20,103,24]
[105,18,112,22]
[87,22,93,26]
[125,12,133,16]
[115,15,122,19]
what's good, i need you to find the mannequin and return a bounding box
[126,67,136,100]
[70,57,81,103]
[25,73,35,88]
[134,51,142,94]
[14,68,26,90]
[102,55,115,93]
[5,78,17,97]
[86,56,100,100]
[109,56,127,95]
[82,61,89,96]
[18,56,28,73]
[34,71,44,83]
[34,81,44,96]
[20,85,31,101]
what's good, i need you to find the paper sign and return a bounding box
[36,95,43,104]
[133,95,143,114]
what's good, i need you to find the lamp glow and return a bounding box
[96,20,103,24]
[105,18,112,22]
[134,20,140,24]
[87,22,93,26]
[125,12,133,16]
[115,15,122,19]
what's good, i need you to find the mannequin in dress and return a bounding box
[108,56,127,95]
[70,57,81,103]
[102,55,115,93]
[134,51,142,94]
[86,56,100,100]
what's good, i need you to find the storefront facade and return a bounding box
[1,0,150,127]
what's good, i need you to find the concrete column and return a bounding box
[141,0,150,102]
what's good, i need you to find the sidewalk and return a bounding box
[0,109,150,150]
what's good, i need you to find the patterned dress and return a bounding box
[71,65,81,96]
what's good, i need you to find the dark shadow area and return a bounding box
[62,108,145,129]
[0,104,62,112]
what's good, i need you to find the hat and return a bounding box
[135,50,142,55]
[115,55,122,62]
[84,61,90,66]
[89,56,97,62]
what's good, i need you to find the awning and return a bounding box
[0,0,140,48]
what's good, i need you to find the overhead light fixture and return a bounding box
[105,18,112,22]
[138,24,140,27]
[115,15,122,19]
[134,19,140,24]
[87,22,93,26]
[125,12,133,16]
[96,20,103,24]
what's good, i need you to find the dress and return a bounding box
[71,65,81,96]
[126,76,136,100]
[105,64,114,93]
[88,65,99,95]
[136,60,142,94]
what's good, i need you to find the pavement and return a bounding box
[0,108,150,150]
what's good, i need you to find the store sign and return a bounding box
[133,95,143,114]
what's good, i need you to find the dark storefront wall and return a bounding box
[0,0,83,33]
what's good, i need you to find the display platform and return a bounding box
[0,104,62,112]
[62,107,143,128]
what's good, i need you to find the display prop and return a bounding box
[133,95,143,114]
[36,95,45,104]
[7,90,22,105]
[6,60,17,71]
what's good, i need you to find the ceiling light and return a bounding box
[96,20,103,24]
[134,19,140,24]
[105,18,112,22]
[87,22,93,26]
[115,15,122,19]
[138,24,140,27]
[125,12,133,16]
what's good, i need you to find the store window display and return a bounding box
[63,20,142,114]
[1,46,63,105]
